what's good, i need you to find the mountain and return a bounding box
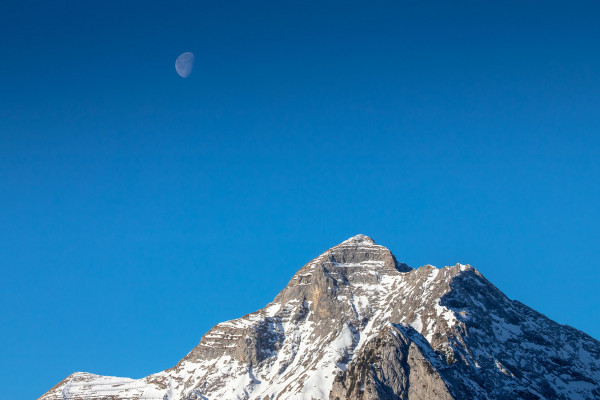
[40,234,600,400]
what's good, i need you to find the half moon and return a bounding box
[175,52,194,78]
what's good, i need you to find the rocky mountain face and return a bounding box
[40,235,600,400]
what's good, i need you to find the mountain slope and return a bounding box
[39,235,600,400]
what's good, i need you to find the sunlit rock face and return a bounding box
[40,235,600,400]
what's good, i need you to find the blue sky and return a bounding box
[1,1,599,398]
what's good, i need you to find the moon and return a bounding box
[175,52,194,78]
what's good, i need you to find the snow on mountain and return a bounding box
[39,234,600,400]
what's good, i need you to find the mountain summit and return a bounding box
[40,235,600,400]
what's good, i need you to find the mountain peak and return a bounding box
[340,234,376,246]
[40,236,600,400]
[321,234,410,273]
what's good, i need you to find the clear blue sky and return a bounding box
[1,1,599,398]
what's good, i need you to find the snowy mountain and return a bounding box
[39,234,600,400]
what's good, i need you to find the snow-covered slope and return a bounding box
[39,235,600,400]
